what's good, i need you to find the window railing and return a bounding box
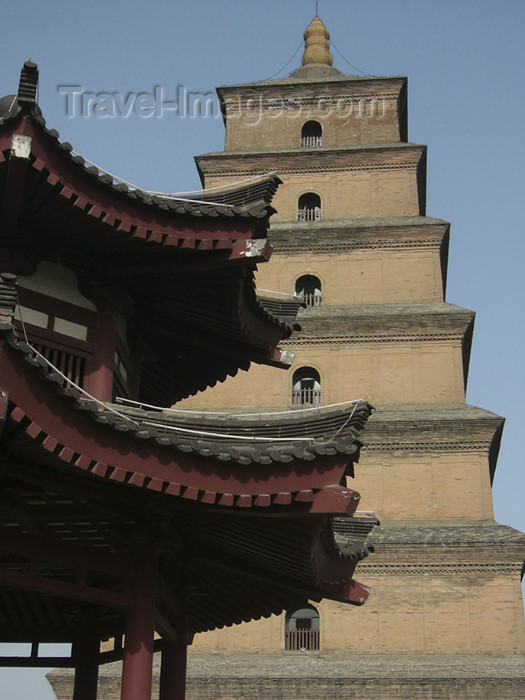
[301,292,322,307]
[301,135,322,148]
[285,629,320,651]
[297,207,322,223]
[292,388,321,407]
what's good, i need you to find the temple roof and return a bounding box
[0,60,377,655]
[1,322,372,501]
[0,308,376,640]
[0,63,280,221]
[0,63,302,405]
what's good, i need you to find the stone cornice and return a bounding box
[339,520,525,576]
[196,144,425,180]
[359,562,523,576]
[360,404,503,457]
[268,217,449,253]
[280,303,474,345]
[363,519,524,545]
[217,76,406,98]
[271,215,449,233]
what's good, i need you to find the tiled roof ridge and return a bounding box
[27,103,275,220]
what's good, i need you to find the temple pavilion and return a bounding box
[0,61,377,699]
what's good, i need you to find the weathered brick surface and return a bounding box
[49,653,525,699]
[177,339,468,409]
[169,42,525,700]
[198,147,425,222]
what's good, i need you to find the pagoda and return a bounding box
[168,15,525,700]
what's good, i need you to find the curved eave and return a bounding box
[0,117,271,247]
[0,462,375,640]
[183,514,375,635]
[110,267,296,405]
[0,338,371,509]
[0,103,275,228]
[0,120,295,396]
[184,172,282,209]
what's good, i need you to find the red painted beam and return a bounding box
[326,579,371,606]
[0,568,131,608]
[121,551,157,700]
[72,630,100,700]
[0,656,77,669]
[159,592,188,700]
[309,485,361,516]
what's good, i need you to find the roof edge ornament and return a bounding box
[302,15,333,67]
[18,60,39,105]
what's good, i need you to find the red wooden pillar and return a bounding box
[159,594,188,700]
[72,628,99,700]
[121,550,157,700]
[86,311,116,402]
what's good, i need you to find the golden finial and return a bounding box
[302,15,333,66]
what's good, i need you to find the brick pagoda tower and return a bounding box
[176,15,525,699]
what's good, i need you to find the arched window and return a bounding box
[295,274,322,307]
[292,367,321,407]
[285,605,320,651]
[297,193,321,223]
[301,120,322,148]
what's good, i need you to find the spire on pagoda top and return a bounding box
[301,15,333,67]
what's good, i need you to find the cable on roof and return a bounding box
[147,172,279,198]
[330,40,380,78]
[115,395,365,418]
[258,40,304,82]
[14,302,342,445]
[329,399,358,440]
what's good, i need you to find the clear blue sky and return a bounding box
[0,1,524,697]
